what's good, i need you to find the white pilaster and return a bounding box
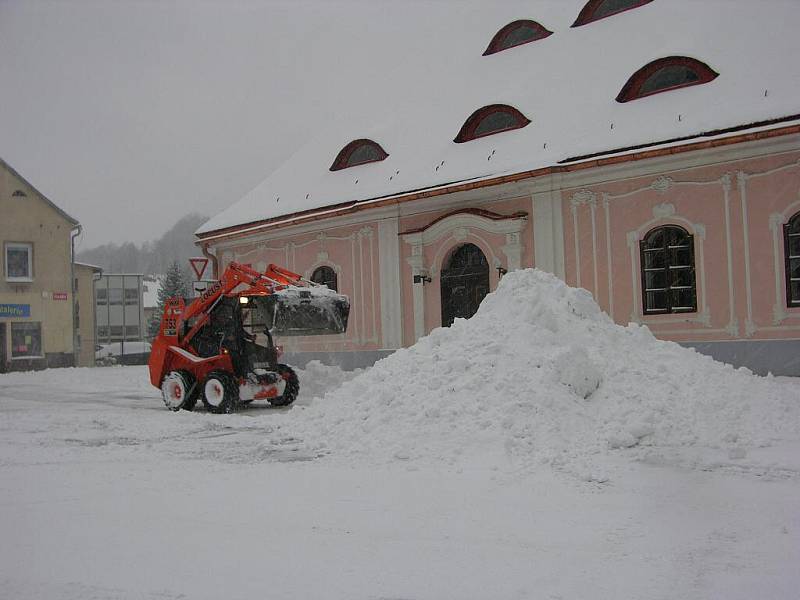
[378,218,403,349]
[721,174,739,337]
[407,243,427,343]
[533,192,555,274]
[770,212,788,325]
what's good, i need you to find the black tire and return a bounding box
[202,370,239,414]
[268,364,299,407]
[161,370,196,412]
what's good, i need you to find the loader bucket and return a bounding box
[255,288,350,336]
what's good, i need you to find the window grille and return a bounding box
[784,212,800,306]
[640,225,697,314]
[311,265,338,292]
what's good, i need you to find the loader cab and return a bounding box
[180,286,349,379]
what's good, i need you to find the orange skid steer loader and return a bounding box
[148,262,350,413]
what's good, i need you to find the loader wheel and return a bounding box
[268,364,299,407]
[202,370,239,414]
[161,370,197,412]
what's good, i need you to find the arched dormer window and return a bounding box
[784,212,800,307]
[329,139,388,171]
[483,20,553,56]
[616,56,718,103]
[572,0,653,27]
[640,225,696,314]
[453,104,531,143]
[311,265,338,292]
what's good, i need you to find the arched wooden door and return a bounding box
[440,243,490,327]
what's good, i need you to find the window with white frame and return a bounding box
[11,322,42,358]
[640,225,697,314]
[5,242,33,281]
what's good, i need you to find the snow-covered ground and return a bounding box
[2,270,800,599]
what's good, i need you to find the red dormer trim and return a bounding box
[616,56,719,103]
[483,20,553,56]
[453,104,531,143]
[572,0,653,27]
[330,139,389,171]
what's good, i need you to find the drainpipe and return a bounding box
[201,243,219,280]
[70,224,82,367]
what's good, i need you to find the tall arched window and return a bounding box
[572,0,653,27]
[616,57,719,103]
[311,265,338,292]
[453,104,531,143]
[640,225,696,314]
[784,212,800,307]
[330,139,388,171]
[483,20,552,56]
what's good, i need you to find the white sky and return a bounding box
[8,1,794,249]
[1,0,507,249]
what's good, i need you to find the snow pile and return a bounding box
[295,360,363,404]
[286,269,800,468]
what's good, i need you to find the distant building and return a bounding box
[1,157,84,371]
[94,274,145,345]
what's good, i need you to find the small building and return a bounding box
[1,157,82,371]
[196,2,800,375]
[94,273,145,345]
[74,262,103,367]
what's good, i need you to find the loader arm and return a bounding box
[178,262,306,348]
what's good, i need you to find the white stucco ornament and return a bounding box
[651,176,674,194]
[570,189,596,206]
[652,203,676,219]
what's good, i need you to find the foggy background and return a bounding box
[1,0,503,256]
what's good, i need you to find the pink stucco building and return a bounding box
[196,1,800,375]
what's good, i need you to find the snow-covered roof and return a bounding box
[74,261,103,272]
[197,0,800,237]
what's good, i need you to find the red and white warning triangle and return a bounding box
[188,257,209,280]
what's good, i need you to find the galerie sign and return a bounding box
[0,304,31,318]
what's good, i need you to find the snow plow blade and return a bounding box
[258,288,350,336]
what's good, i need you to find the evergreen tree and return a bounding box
[148,261,190,339]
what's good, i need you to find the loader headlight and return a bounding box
[240,296,250,305]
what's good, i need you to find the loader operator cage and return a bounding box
[242,287,350,337]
